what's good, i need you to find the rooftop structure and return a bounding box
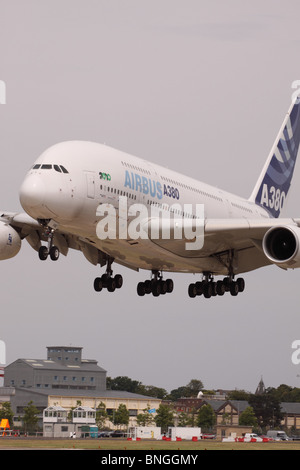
[4,346,106,391]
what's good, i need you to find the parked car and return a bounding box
[98,431,112,438]
[110,430,126,438]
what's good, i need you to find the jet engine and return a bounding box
[0,222,21,260]
[262,225,300,269]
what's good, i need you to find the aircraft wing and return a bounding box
[141,216,300,272]
[3,211,300,274]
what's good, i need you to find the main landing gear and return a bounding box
[137,271,174,297]
[188,274,245,299]
[38,227,60,261]
[93,258,123,293]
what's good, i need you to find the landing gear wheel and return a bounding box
[94,277,103,292]
[211,282,217,296]
[216,280,225,296]
[137,282,145,296]
[137,270,174,297]
[38,246,49,261]
[159,280,168,295]
[144,280,152,294]
[166,279,174,293]
[107,277,116,292]
[236,277,245,292]
[203,282,212,298]
[195,281,203,296]
[114,274,123,289]
[230,281,239,296]
[152,281,161,297]
[188,283,197,298]
[49,246,59,261]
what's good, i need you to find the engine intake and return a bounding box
[262,225,300,268]
[0,222,21,260]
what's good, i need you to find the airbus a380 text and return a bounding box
[2,96,300,299]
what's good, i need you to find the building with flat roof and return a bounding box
[1,346,161,430]
[4,346,106,391]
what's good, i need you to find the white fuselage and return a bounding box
[19,141,270,275]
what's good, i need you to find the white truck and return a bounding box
[128,426,161,440]
[266,430,290,441]
[167,427,202,441]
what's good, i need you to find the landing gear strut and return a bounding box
[137,270,174,297]
[38,227,60,261]
[188,273,245,299]
[94,257,123,293]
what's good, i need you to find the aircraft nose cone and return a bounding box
[19,174,45,212]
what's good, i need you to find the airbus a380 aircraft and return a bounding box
[1,97,300,299]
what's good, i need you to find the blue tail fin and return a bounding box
[249,97,300,217]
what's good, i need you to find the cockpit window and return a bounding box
[41,164,52,169]
[32,163,69,173]
[60,166,69,174]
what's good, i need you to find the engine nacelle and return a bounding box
[0,222,21,260]
[262,225,300,269]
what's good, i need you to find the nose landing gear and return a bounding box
[38,227,60,261]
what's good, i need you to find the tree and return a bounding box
[169,386,189,401]
[23,401,39,434]
[138,385,168,400]
[154,404,174,432]
[186,379,204,397]
[108,376,142,394]
[96,402,108,429]
[239,406,258,427]
[136,406,155,427]
[197,404,216,431]
[169,379,204,401]
[248,393,282,429]
[177,411,193,427]
[0,402,14,428]
[227,390,250,401]
[112,404,129,428]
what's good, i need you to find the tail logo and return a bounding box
[255,101,300,217]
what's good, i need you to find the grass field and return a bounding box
[0,438,299,450]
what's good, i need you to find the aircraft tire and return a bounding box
[94,277,103,292]
[137,282,145,296]
[50,246,59,261]
[38,246,49,261]
[230,281,239,296]
[114,274,123,289]
[166,279,174,293]
[188,283,197,298]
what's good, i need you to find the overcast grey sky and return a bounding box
[1,0,300,394]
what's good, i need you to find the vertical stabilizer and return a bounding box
[249,97,300,217]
